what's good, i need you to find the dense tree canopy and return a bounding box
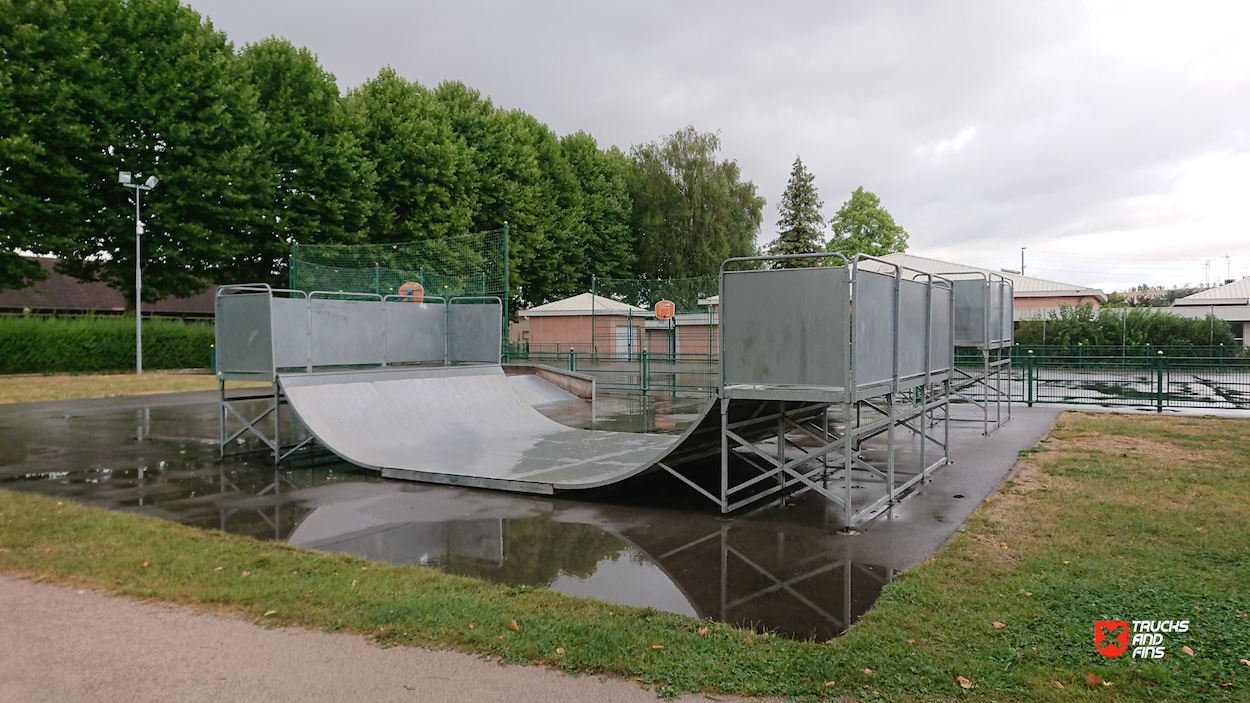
[826,186,909,259]
[2,1,767,307]
[629,126,764,279]
[239,38,376,268]
[766,156,825,266]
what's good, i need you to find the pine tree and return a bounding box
[767,157,825,266]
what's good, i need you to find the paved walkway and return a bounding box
[0,576,752,703]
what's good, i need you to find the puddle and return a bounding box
[0,390,985,640]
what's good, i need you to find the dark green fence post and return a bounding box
[1156,351,1164,413]
[569,348,576,373]
[641,349,649,392]
[1027,350,1034,407]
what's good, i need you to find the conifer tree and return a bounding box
[767,157,825,266]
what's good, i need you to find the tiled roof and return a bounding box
[1174,277,1250,305]
[0,257,217,315]
[519,292,651,317]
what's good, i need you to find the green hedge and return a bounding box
[0,315,214,374]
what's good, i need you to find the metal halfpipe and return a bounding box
[277,364,727,495]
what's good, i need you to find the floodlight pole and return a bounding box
[119,172,158,375]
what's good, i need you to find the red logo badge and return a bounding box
[1094,621,1129,658]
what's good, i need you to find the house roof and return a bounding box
[873,253,1106,300]
[0,257,217,316]
[1174,277,1250,306]
[519,292,652,317]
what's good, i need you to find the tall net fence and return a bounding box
[289,228,507,299]
[591,276,719,357]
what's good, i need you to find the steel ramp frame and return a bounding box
[710,252,956,529]
[218,380,315,465]
[945,346,1012,435]
[711,384,950,528]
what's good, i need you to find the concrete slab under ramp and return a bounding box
[278,365,720,495]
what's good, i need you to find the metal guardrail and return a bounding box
[1016,352,1250,411]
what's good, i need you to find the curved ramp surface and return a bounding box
[279,366,713,494]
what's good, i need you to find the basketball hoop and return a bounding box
[655,300,675,320]
[398,281,424,303]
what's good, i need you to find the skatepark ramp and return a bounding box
[216,256,959,526]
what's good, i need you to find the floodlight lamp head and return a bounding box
[144,175,158,189]
[118,171,132,185]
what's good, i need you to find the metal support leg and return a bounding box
[720,397,730,514]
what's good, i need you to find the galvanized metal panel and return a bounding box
[853,269,897,389]
[215,293,273,377]
[951,279,986,346]
[270,298,309,369]
[989,282,1004,346]
[897,278,928,380]
[447,301,502,364]
[930,286,953,371]
[997,281,1014,345]
[385,301,446,364]
[721,267,850,387]
[279,365,686,491]
[310,298,385,367]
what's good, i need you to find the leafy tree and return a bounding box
[629,126,764,278]
[346,69,477,243]
[560,132,635,281]
[826,186,909,259]
[4,0,270,303]
[239,38,376,264]
[0,0,113,291]
[766,156,825,266]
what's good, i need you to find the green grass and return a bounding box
[2,412,1249,700]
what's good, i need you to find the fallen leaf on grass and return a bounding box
[263,610,277,617]
[241,571,251,577]
[468,623,475,629]
[956,675,973,689]
[1103,681,1114,687]
[142,562,148,567]
[1182,646,1195,657]
[698,627,708,636]
[1086,672,1101,686]
[555,648,565,654]
[999,542,1007,549]
[864,668,873,676]
[1240,658,1250,668]
[993,622,1006,629]
[350,579,357,589]
[508,620,519,631]
[214,566,222,571]
[651,645,666,650]
[1196,527,1207,533]
[1063,560,1070,565]
[907,639,915,644]
[824,681,836,687]
[1053,681,1065,689]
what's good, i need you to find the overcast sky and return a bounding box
[188,0,1250,292]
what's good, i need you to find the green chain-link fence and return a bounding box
[289,227,508,300]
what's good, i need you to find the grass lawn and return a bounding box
[0,371,266,405]
[1,412,1248,700]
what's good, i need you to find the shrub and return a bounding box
[1015,302,1235,347]
[0,314,214,374]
